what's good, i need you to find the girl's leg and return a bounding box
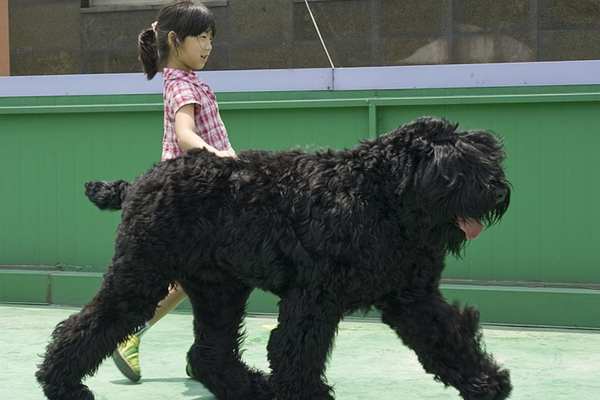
[148,283,187,325]
[112,283,188,381]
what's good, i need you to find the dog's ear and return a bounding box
[417,144,465,190]
[458,130,506,164]
[412,134,468,209]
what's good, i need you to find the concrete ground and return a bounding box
[2,304,599,400]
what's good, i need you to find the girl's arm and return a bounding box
[175,104,235,158]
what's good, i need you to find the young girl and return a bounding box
[112,0,235,382]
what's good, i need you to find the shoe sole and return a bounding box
[112,349,141,383]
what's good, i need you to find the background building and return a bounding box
[2,0,600,76]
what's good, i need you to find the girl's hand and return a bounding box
[216,148,237,158]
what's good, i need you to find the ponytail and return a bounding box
[138,28,159,80]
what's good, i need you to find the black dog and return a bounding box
[36,117,512,400]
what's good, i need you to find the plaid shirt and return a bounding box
[161,67,232,161]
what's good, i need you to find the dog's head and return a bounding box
[396,117,511,254]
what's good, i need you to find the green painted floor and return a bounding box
[2,304,599,400]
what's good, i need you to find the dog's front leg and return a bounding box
[376,291,512,400]
[267,288,341,400]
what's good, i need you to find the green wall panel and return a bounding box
[226,107,369,152]
[1,85,599,292]
[0,270,48,304]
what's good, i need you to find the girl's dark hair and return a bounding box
[138,1,216,80]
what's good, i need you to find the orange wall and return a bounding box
[0,0,9,76]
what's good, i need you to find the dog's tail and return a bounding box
[84,180,130,210]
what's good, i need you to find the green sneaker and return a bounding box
[112,334,141,382]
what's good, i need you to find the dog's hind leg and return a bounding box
[377,291,512,400]
[35,263,170,400]
[267,288,341,400]
[181,278,273,400]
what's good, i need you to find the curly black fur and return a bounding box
[84,180,130,210]
[37,117,512,400]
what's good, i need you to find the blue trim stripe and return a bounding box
[0,60,598,97]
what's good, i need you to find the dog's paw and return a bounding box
[41,383,95,400]
[249,369,274,400]
[460,368,512,400]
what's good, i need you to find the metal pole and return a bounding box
[303,0,336,70]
